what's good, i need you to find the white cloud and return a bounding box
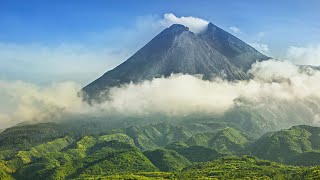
[160,13,209,34]
[286,44,320,66]
[229,26,241,34]
[2,60,320,128]
[250,42,269,52]
[0,80,86,128]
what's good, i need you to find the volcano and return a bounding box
[82,22,269,102]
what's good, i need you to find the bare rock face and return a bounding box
[82,23,269,102]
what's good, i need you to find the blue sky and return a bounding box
[1,0,320,84]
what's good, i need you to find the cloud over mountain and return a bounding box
[160,13,209,34]
[1,60,320,128]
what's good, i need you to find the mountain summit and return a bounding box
[82,23,269,101]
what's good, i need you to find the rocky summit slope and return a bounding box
[82,22,269,102]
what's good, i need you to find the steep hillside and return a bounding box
[250,125,320,164]
[125,122,193,150]
[0,123,67,151]
[186,127,249,154]
[165,141,222,162]
[143,148,191,171]
[13,134,156,179]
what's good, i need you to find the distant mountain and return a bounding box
[82,23,269,102]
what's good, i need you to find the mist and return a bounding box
[1,60,320,129]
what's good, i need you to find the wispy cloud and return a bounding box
[229,26,241,34]
[249,42,269,53]
[286,44,320,66]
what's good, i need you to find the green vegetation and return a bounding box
[0,123,67,151]
[0,161,14,180]
[0,122,320,179]
[166,141,222,162]
[125,122,193,150]
[186,127,248,154]
[250,125,320,164]
[143,148,191,171]
[179,156,320,179]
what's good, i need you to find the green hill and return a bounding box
[179,155,320,179]
[186,127,249,154]
[125,122,193,150]
[250,125,320,164]
[0,122,320,179]
[165,141,222,162]
[143,148,191,171]
[0,123,67,151]
[99,156,320,179]
[14,138,157,180]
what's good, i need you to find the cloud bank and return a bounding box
[1,60,320,129]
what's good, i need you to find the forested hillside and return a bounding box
[1,122,320,179]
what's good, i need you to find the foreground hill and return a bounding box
[125,122,193,150]
[250,125,320,165]
[178,156,320,179]
[186,127,249,154]
[0,123,320,179]
[143,148,192,171]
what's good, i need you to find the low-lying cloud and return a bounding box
[1,60,320,129]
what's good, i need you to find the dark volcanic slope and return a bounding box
[83,23,269,101]
[200,23,269,71]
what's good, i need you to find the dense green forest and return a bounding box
[0,120,320,179]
